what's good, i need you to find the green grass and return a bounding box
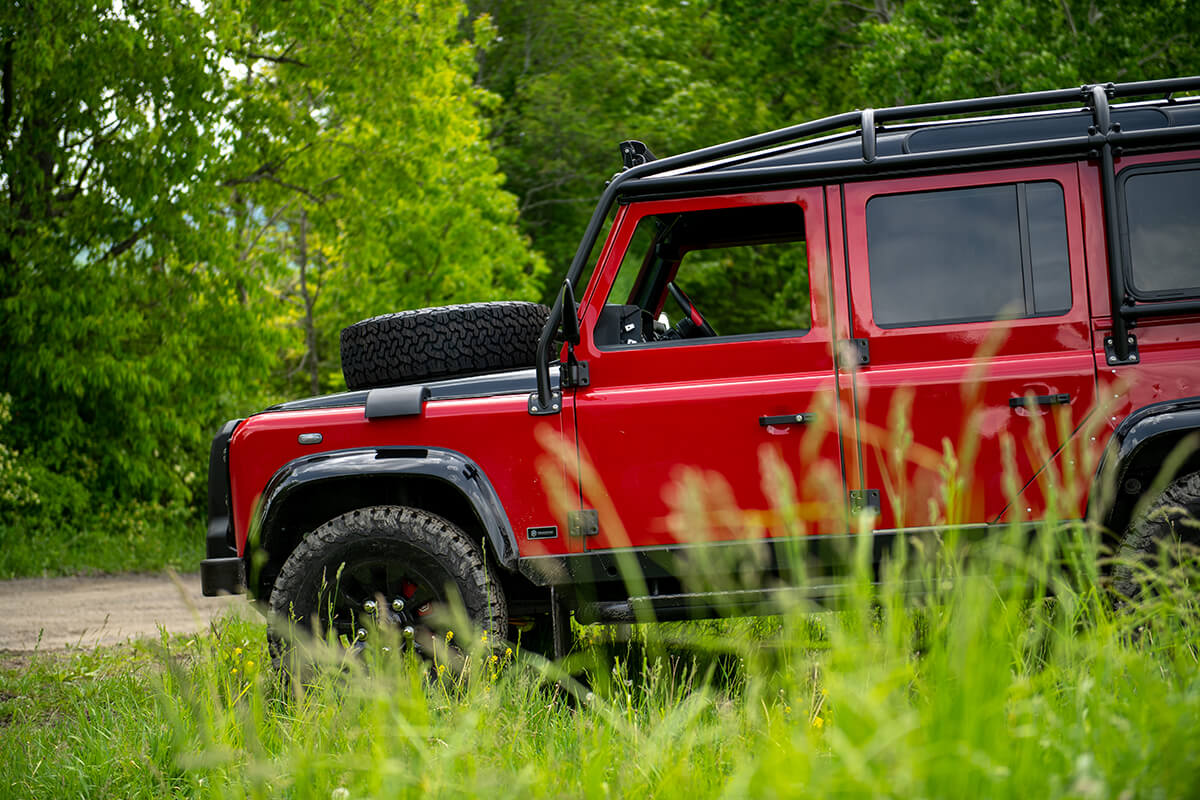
[2,524,1198,799]
[0,501,204,579]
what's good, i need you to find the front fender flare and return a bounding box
[254,446,520,570]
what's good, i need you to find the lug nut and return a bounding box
[391,598,405,613]
[356,628,368,640]
[402,626,414,639]
[363,600,378,613]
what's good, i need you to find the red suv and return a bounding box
[203,77,1200,656]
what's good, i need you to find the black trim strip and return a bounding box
[516,523,1036,589]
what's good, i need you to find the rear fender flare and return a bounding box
[1092,396,1200,532]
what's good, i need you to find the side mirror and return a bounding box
[561,279,581,347]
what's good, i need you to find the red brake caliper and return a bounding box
[401,580,431,617]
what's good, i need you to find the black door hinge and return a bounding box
[561,359,590,388]
[568,509,599,537]
[838,338,870,369]
[848,489,881,515]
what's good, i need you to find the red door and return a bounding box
[571,188,847,550]
[836,164,1098,530]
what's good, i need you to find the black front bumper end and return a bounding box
[203,418,246,596]
[201,556,246,596]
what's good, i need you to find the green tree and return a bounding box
[853,0,1200,104]
[221,0,546,397]
[0,0,545,575]
[0,0,278,511]
[471,0,878,300]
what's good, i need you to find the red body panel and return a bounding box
[229,395,575,557]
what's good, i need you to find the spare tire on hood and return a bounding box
[340,301,551,390]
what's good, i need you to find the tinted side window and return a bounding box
[597,204,810,346]
[866,182,1071,328]
[1122,166,1200,298]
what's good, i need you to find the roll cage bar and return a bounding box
[530,76,1200,415]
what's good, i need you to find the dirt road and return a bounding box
[0,572,251,651]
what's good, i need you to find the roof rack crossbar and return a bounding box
[873,86,1087,126]
[1111,76,1200,98]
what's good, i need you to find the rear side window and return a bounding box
[1121,164,1200,299]
[866,182,1071,328]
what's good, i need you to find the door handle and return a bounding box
[759,413,817,427]
[1008,393,1071,409]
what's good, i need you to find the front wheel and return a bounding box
[268,506,508,666]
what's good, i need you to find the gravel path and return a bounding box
[0,572,251,651]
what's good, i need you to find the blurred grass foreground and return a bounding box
[3,439,1199,799]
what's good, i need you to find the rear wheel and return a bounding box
[268,505,507,670]
[1111,471,1200,600]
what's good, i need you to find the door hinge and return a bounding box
[561,359,590,388]
[848,489,881,515]
[838,338,870,369]
[568,508,599,537]
[1103,333,1139,366]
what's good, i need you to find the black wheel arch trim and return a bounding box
[1093,395,1200,527]
[253,446,521,574]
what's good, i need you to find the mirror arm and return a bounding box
[530,280,582,416]
[530,293,563,414]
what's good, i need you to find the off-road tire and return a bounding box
[268,505,508,670]
[1111,471,1200,600]
[340,302,550,390]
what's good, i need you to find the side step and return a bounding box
[574,582,924,624]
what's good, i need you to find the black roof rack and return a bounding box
[529,77,1200,413]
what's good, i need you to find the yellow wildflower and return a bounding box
[812,715,824,729]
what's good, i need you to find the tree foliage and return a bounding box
[0,0,274,510]
[219,0,545,396]
[854,0,1200,103]
[0,0,543,567]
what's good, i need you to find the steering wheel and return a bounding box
[666,281,717,338]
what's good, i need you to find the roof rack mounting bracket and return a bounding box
[1104,334,1140,366]
[860,108,877,163]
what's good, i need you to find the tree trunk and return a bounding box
[296,208,321,396]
